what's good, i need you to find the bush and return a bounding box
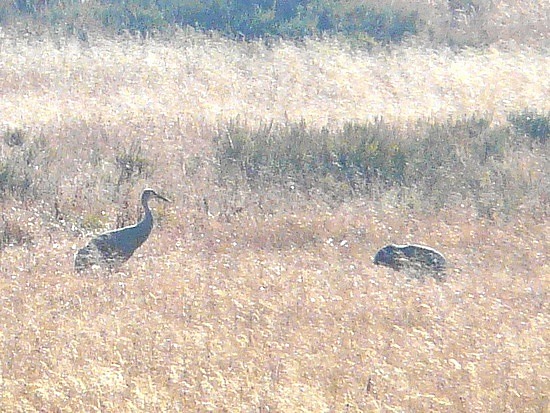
[214,115,542,215]
[311,2,418,42]
[508,109,549,144]
[98,0,166,37]
[0,129,54,200]
[0,0,419,43]
[214,119,406,195]
[115,139,152,187]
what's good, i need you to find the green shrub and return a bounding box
[311,2,418,42]
[0,0,420,43]
[214,115,541,215]
[214,118,408,199]
[13,0,37,14]
[508,109,549,144]
[98,0,166,36]
[115,139,152,186]
[401,117,511,210]
[3,128,26,147]
[0,130,54,200]
[0,2,11,23]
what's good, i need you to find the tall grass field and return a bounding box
[0,0,548,411]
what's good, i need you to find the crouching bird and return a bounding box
[74,189,170,271]
[374,244,446,281]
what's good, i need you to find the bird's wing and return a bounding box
[92,233,133,261]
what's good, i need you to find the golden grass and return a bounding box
[0,31,548,130]
[0,28,548,411]
[0,204,548,411]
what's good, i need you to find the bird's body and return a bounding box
[374,244,446,280]
[74,189,170,271]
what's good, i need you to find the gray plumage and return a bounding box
[374,244,446,280]
[74,189,170,271]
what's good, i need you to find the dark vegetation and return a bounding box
[508,109,549,144]
[2,0,486,45]
[1,111,547,225]
[213,112,549,217]
[1,111,547,226]
[0,128,54,201]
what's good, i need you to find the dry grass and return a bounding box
[1,203,548,411]
[0,26,548,412]
[0,31,548,129]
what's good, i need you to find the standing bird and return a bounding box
[374,244,447,281]
[74,189,170,271]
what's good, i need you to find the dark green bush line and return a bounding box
[214,112,549,215]
[2,110,547,222]
[508,109,549,144]
[2,0,418,43]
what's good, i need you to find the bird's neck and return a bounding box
[139,198,154,231]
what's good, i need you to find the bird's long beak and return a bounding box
[156,194,171,202]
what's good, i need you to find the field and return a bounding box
[0,12,549,413]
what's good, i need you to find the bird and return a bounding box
[74,189,170,271]
[373,244,447,281]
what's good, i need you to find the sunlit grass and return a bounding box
[0,32,548,130]
[0,202,548,411]
[0,23,548,412]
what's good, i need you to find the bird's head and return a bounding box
[141,188,171,204]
